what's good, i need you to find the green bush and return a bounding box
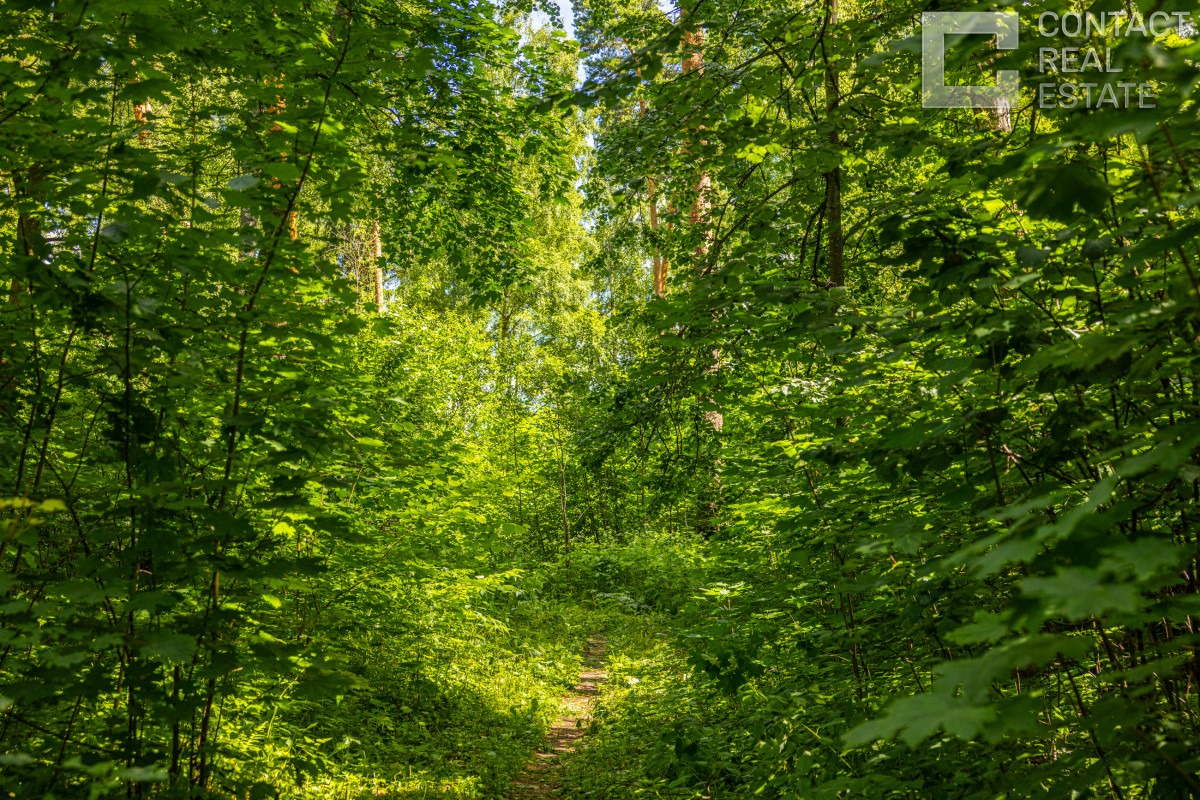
[549,538,707,613]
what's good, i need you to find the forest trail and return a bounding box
[509,636,608,799]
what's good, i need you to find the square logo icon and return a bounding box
[923,12,1020,110]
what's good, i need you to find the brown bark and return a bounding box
[650,178,667,296]
[622,34,670,299]
[371,218,384,312]
[682,23,722,434]
[681,14,724,539]
[264,76,298,242]
[133,100,153,145]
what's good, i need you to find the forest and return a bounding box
[1,0,1199,798]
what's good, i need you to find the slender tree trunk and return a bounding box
[681,14,725,538]
[11,165,43,304]
[626,37,668,299]
[133,100,154,146]
[264,76,298,242]
[557,436,570,563]
[639,425,648,536]
[169,666,181,784]
[371,218,384,312]
[651,178,667,296]
[238,206,258,262]
[822,0,844,288]
[682,18,721,433]
[682,26,709,253]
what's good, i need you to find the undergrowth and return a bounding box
[560,614,699,800]
[227,537,702,800]
[226,595,591,800]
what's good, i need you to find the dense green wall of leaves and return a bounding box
[7,0,1200,797]
[0,0,595,796]
[573,0,1200,797]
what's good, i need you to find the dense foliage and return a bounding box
[567,0,1200,798]
[4,0,1200,798]
[0,0,600,796]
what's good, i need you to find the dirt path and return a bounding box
[509,636,607,799]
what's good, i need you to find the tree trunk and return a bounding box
[557,436,570,563]
[372,218,384,312]
[264,76,298,242]
[639,425,648,536]
[651,177,667,296]
[682,19,721,431]
[822,0,844,288]
[626,37,668,299]
[133,100,154,146]
[681,11,724,538]
[11,165,43,305]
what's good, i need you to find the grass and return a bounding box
[217,598,595,800]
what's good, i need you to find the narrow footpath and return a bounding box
[509,636,608,798]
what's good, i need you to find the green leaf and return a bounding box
[138,632,197,664]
